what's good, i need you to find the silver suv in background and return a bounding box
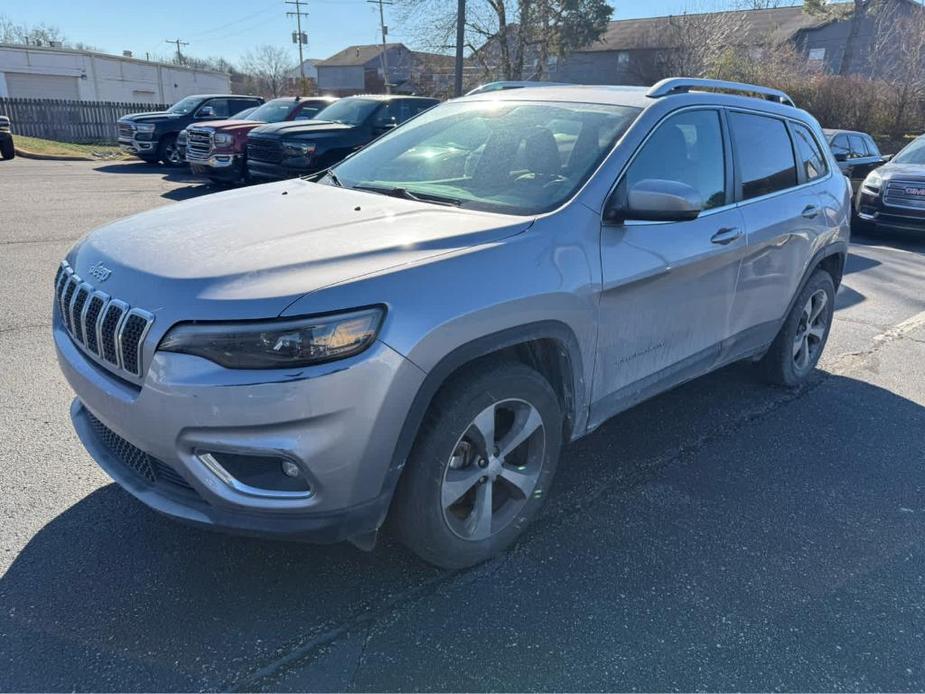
[54,79,850,568]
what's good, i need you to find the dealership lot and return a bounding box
[3,157,925,691]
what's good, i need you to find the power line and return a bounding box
[165,38,189,63]
[367,0,393,94]
[286,0,310,96]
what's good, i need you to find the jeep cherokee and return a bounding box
[55,79,850,568]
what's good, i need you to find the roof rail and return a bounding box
[646,77,796,108]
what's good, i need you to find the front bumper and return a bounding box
[55,316,426,542]
[247,158,316,181]
[189,152,243,179]
[856,187,925,232]
[118,137,156,157]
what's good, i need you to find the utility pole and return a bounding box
[165,38,189,64]
[286,0,310,96]
[368,0,393,94]
[454,0,465,97]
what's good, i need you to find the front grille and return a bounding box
[85,410,196,493]
[884,180,925,210]
[118,122,135,139]
[55,261,154,378]
[247,138,282,164]
[186,128,212,160]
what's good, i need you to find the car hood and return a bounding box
[68,180,531,321]
[877,162,925,180]
[120,111,181,124]
[191,118,264,133]
[249,120,353,139]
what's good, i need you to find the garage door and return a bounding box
[4,72,80,100]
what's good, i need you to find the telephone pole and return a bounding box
[367,0,393,94]
[165,38,189,64]
[286,0,310,95]
[454,0,465,97]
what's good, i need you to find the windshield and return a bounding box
[167,96,204,115]
[247,99,300,123]
[331,100,640,215]
[892,138,925,165]
[231,107,257,120]
[314,99,380,126]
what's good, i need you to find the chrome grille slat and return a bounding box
[186,128,212,160]
[884,180,925,209]
[54,261,154,379]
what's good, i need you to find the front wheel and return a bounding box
[157,135,183,167]
[760,269,835,386]
[392,361,563,569]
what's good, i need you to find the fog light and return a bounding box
[281,460,300,478]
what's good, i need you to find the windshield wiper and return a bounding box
[351,184,462,207]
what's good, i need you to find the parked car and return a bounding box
[177,106,259,164]
[855,133,925,233]
[53,78,849,568]
[246,94,439,181]
[0,115,13,159]
[824,128,890,193]
[117,94,264,166]
[186,97,338,183]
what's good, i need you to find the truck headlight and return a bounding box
[135,123,156,133]
[861,170,882,193]
[213,133,233,146]
[282,141,316,158]
[159,307,384,369]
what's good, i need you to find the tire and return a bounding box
[157,135,183,167]
[0,138,14,160]
[760,269,835,386]
[392,361,563,569]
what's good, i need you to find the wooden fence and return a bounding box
[0,98,170,144]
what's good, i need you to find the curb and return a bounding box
[14,147,93,161]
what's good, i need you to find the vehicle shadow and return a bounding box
[93,161,235,201]
[853,226,925,253]
[4,366,925,691]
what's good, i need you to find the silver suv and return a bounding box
[54,79,850,568]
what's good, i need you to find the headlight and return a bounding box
[861,170,882,192]
[135,123,156,133]
[177,129,188,144]
[282,140,316,158]
[213,132,233,146]
[159,307,384,369]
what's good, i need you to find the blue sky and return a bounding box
[5,1,728,65]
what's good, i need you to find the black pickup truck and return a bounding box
[118,94,264,166]
[0,115,13,160]
[246,94,439,180]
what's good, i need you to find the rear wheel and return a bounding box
[760,269,835,386]
[157,135,183,167]
[392,361,563,569]
[0,137,14,160]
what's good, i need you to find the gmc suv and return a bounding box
[855,134,925,234]
[54,79,849,568]
[186,96,338,183]
[246,94,439,180]
[118,94,264,166]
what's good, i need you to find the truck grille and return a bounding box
[85,409,196,493]
[247,137,282,163]
[884,179,925,210]
[118,122,135,140]
[55,261,154,379]
[186,127,212,160]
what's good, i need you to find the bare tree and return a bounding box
[804,0,880,76]
[869,1,925,136]
[0,14,67,46]
[241,45,296,98]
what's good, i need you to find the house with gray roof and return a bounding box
[316,43,454,96]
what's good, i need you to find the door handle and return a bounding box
[802,205,819,219]
[710,227,742,245]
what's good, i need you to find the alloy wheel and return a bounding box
[792,288,828,372]
[441,398,546,541]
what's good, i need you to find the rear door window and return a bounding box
[848,134,869,159]
[864,135,881,158]
[728,111,797,200]
[790,122,828,182]
[830,134,850,159]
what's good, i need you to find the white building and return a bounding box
[0,44,231,103]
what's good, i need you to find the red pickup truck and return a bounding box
[185,96,337,183]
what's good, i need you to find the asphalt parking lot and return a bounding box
[2,157,925,692]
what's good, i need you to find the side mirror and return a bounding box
[197,106,216,119]
[607,179,702,223]
[834,151,848,162]
[882,154,893,163]
[373,122,398,133]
